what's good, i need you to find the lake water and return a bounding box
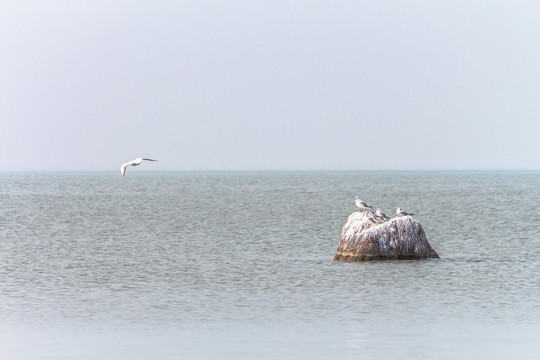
[1,171,539,359]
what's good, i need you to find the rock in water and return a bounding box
[334,212,439,261]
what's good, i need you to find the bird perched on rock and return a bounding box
[355,196,374,211]
[365,214,377,224]
[376,208,389,218]
[396,208,414,216]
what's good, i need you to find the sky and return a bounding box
[1,0,539,171]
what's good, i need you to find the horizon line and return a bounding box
[1,168,539,173]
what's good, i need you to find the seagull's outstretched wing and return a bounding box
[121,158,158,176]
[121,160,135,176]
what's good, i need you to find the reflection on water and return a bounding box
[1,171,539,359]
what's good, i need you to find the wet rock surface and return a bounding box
[334,211,439,261]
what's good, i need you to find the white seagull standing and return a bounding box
[396,208,414,217]
[365,214,377,224]
[355,196,374,211]
[121,158,158,176]
[376,208,388,218]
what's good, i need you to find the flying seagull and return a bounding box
[121,158,158,176]
[396,208,414,217]
[355,196,374,211]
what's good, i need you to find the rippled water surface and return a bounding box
[1,171,539,359]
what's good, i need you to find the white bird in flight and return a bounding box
[121,158,158,176]
[355,196,374,211]
[396,208,414,217]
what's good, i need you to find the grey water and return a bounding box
[1,171,539,359]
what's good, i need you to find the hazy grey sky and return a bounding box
[1,0,539,171]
